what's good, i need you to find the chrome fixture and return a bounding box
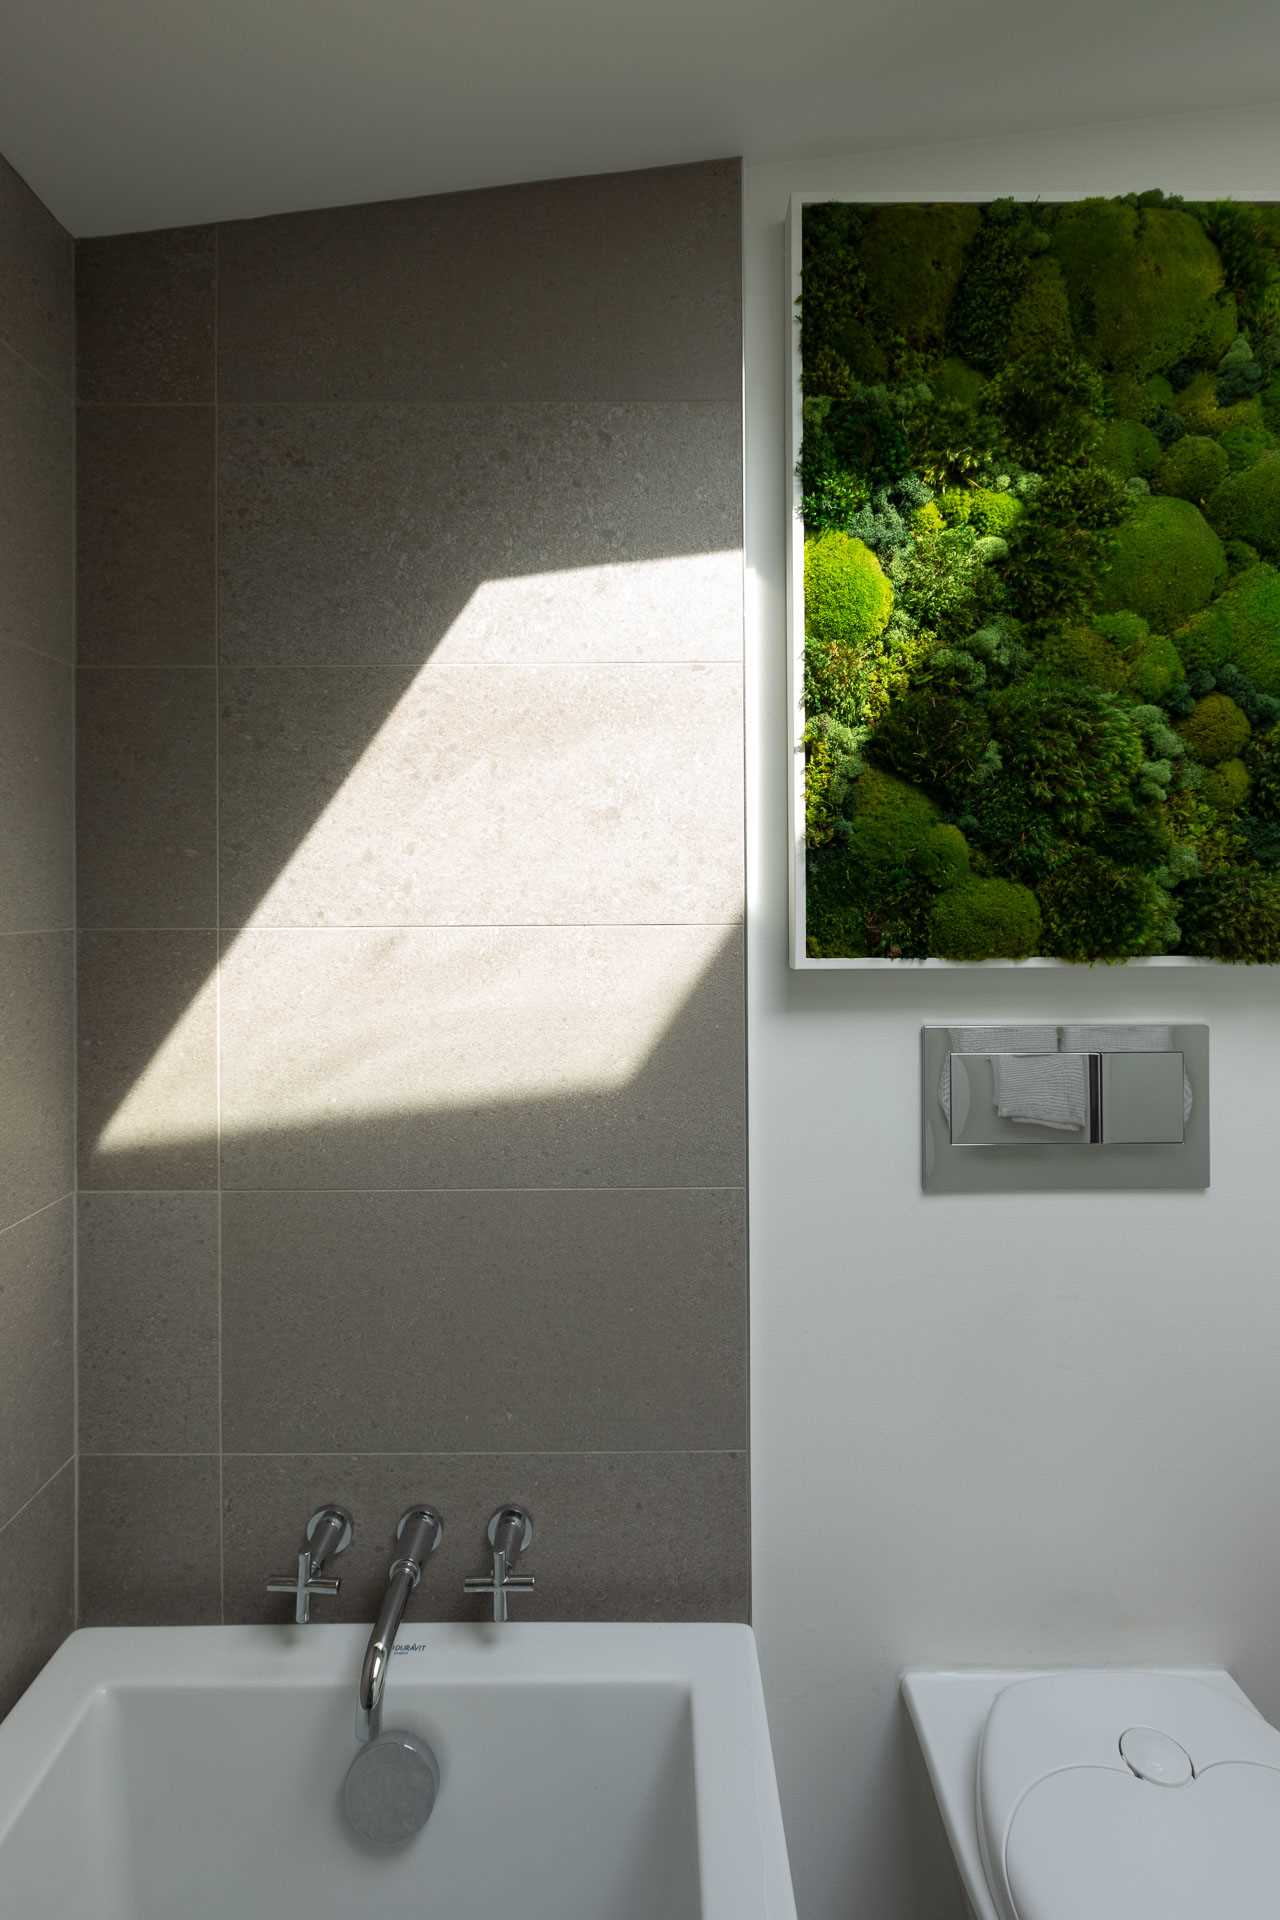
[921,1023,1210,1194]
[266,1504,353,1623]
[343,1730,440,1849]
[464,1506,535,1623]
[356,1507,443,1744]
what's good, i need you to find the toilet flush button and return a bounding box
[1120,1726,1194,1786]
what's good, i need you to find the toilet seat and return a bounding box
[977,1670,1280,1920]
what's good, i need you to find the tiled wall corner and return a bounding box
[0,150,76,1718]
[75,158,748,1628]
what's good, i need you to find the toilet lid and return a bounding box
[978,1672,1280,1920]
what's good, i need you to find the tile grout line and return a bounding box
[79,1448,746,1461]
[75,1184,746,1196]
[0,1193,71,1241]
[214,222,226,1627]
[76,922,746,933]
[0,324,73,401]
[71,296,81,1631]
[0,634,76,670]
[75,400,216,410]
[75,395,742,410]
[0,1457,75,1544]
[72,661,744,672]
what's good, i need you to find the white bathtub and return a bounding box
[0,1622,795,1919]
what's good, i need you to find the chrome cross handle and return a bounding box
[463,1506,535,1623]
[266,1504,353,1623]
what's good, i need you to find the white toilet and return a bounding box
[903,1667,1280,1919]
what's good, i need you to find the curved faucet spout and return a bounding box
[357,1627,394,1743]
[356,1507,442,1743]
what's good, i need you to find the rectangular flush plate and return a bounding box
[922,1024,1209,1192]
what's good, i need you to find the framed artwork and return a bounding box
[787,192,1280,967]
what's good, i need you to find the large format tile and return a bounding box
[0,931,73,1228]
[224,1450,749,1625]
[0,643,72,934]
[0,1462,75,1719]
[79,1193,219,1453]
[218,161,741,403]
[219,663,743,926]
[218,924,744,1191]
[222,1187,745,1454]
[0,155,73,391]
[76,225,215,403]
[0,1200,73,1521]
[77,930,218,1190]
[78,1455,221,1626]
[77,406,215,664]
[77,667,217,926]
[0,350,73,660]
[218,399,741,665]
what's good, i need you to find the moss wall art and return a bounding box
[796,194,1280,962]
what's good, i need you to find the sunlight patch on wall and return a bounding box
[217,924,726,1138]
[91,546,742,1169]
[223,652,742,929]
[93,924,731,1163]
[427,555,744,663]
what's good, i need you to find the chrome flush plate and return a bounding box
[921,1023,1210,1193]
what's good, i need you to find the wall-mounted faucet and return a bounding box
[356,1506,443,1744]
[266,1505,353,1623]
[464,1506,535,1623]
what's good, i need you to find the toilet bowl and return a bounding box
[902,1666,1280,1920]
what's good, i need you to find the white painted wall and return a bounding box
[5,0,1269,234]
[745,108,1280,1920]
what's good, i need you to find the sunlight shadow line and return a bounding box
[94,920,744,1158]
[88,547,744,1161]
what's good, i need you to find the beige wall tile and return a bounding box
[0,352,73,660]
[218,399,742,665]
[219,663,742,927]
[0,1463,75,1718]
[0,642,72,933]
[79,1193,219,1453]
[77,667,217,926]
[78,930,218,1190]
[0,156,72,391]
[0,1200,73,1521]
[77,406,215,665]
[218,161,741,403]
[79,1455,221,1625]
[0,930,73,1227]
[222,1187,745,1454]
[77,226,215,403]
[219,924,743,1191]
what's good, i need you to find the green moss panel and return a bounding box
[798,191,1280,961]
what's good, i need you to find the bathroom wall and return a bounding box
[74,160,748,1626]
[745,108,1280,1920]
[0,155,76,1715]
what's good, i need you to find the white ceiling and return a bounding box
[3,0,1277,235]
